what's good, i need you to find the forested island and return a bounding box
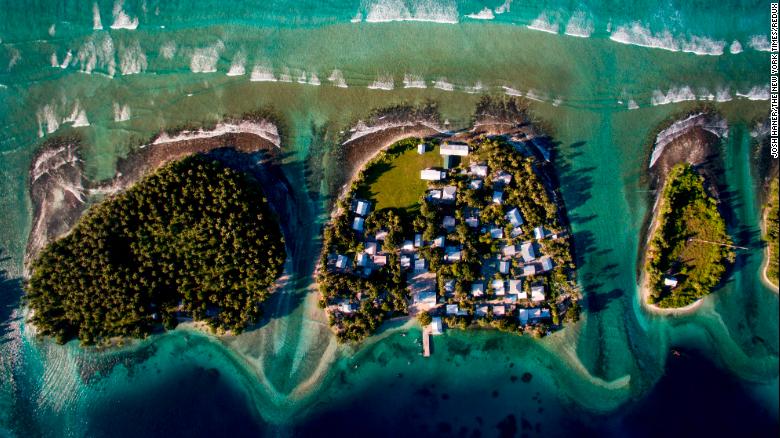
[644,163,734,307]
[318,133,579,343]
[765,177,779,288]
[26,155,286,345]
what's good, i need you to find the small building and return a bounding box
[540,257,554,272]
[335,254,350,269]
[531,285,545,302]
[443,278,456,295]
[432,236,445,248]
[534,226,547,240]
[490,227,504,239]
[356,253,370,267]
[471,282,485,297]
[664,276,679,288]
[499,260,510,274]
[440,143,469,157]
[520,242,536,262]
[421,168,445,181]
[470,179,484,190]
[510,227,524,238]
[354,199,371,216]
[446,304,459,315]
[428,189,443,201]
[530,308,551,321]
[522,264,536,277]
[493,305,506,316]
[417,143,426,154]
[414,234,423,247]
[402,240,414,252]
[352,217,365,232]
[429,317,443,335]
[365,241,378,255]
[492,190,504,204]
[414,258,427,273]
[508,279,522,295]
[470,164,488,177]
[338,301,355,314]
[492,279,506,296]
[466,217,479,228]
[495,171,512,185]
[476,305,489,317]
[372,254,387,266]
[442,185,457,202]
[502,244,517,258]
[400,254,411,269]
[375,230,388,241]
[445,246,462,262]
[443,216,456,230]
[518,308,529,324]
[506,208,524,227]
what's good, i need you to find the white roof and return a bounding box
[506,208,524,227]
[508,279,522,294]
[466,217,479,228]
[534,226,546,240]
[470,164,488,177]
[664,277,678,287]
[372,254,387,266]
[492,191,503,204]
[446,304,459,315]
[443,216,456,228]
[433,236,445,247]
[400,254,411,268]
[493,305,506,316]
[414,258,427,272]
[336,254,349,269]
[470,179,483,189]
[414,234,423,247]
[440,143,469,156]
[356,253,369,267]
[417,143,426,154]
[355,200,370,216]
[352,217,365,231]
[502,245,517,257]
[471,282,484,296]
[421,168,444,180]
[499,260,510,274]
[476,305,489,317]
[531,285,545,302]
[442,185,457,200]
[521,242,536,262]
[495,171,512,185]
[375,230,388,240]
[402,240,414,251]
[492,279,505,295]
[518,308,529,324]
[540,257,554,272]
[365,241,378,255]
[522,265,536,277]
[429,317,443,335]
[490,227,504,239]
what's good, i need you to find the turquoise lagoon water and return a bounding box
[0,1,778,436]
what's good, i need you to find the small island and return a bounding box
[764,177,779,288]
[644,163,734,307]
[26,155,286,345]
[318,134,579,343]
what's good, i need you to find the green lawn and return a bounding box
[356,140,442,214]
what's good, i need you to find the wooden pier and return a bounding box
[422,327,431,357]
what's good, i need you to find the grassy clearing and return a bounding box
[646,163,734,308]
[356,139,441,214]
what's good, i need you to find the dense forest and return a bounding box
[26,155,286,345]
[765,177,779,287]
[645,163,734,307]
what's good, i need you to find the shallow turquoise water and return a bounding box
[0,1,777,436]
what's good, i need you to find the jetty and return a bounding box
[422,327,431,357]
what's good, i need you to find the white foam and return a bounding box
[92,2,103,30]
[494,0,511,14]
[351,12,363,23]
[464,81,484,94]
[403,74,426,88]
[502,86,522,97]
[527,12,559,34]
[524,89,546,102]
[466,8,494,20]
[367,74,394,90]
[59,50,72,69]
[362,0,458,24]
[36,104,59,137]
[627,99,639,110]
[160,41,177,60]
[190,41,223,73]
[7,48,20,70]
[250,65,277,82]
[651,86,696,106]
[344,119,444,144]
[152,120,281,148]
[308,72,321,86]
[48,24,56,37]
[111,0,139,30]
[564,11,593,38]
[433,78,454,91]
[119,40,147,75]
[226,51,246,76]
[729,40,742,54]
[609,22,725,56]
[748,35,770,52]
[715,88,732,102]
[297,71,308,84]
[736,85,769,101]
[77,34,116,76]
[64,101,89,127]
[328,69,348,88]
[50,52,58,68]
[113,102,131,122]
[279,67,292,82]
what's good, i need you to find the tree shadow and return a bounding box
[582,289,625,314]
[0,249,23,345]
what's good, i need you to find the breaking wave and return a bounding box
[433,78,454,91]
[113,102,131,122]
[609,22,725,56]
[359,0,458,24]
[159,41,177,60]
[564,11,594,38]
[328,69,348,88]
[736,85,769,100]
[77,33,116,76]
[466,8,494,20]
[651,86,697,105]
[367,74,395,90]
[111,0,138,30]
[250,65,276,82]
[527,12,559,34]
[403,74,426,88]
[729,41,743,54]
[190,41,224,73]
[64,101,90,127]
[226,51,246,76]
[118,40,147,75]
[494,0,511,15]
[748,35,770,51]
[92,2,103,30]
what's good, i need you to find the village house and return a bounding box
[520,242,536,262]
[432,236,445,248]
[445,246,462,262]
[414,234,423,247]
[400,254,411,269]
[531,285,545,302]
[430,317,444,335]
[490,227,504,239]
[417,143,427,154]
[471,282,485,297]
[414,257,427,272]
[508,279,523,296]
[492,279,506,296]
[421,168,446,181]
[356,253,370,267]
[466,216,479,228]
[492,190,504,204]
[353,199,371,216]
[476,305,489,317]
[352,217,364,232]
[540,256,554,272]
[443,216,456,231]
[494,171,512,186]
[499,260,510,274]
[664,276,679,288]
[372,254,387,267]
[335,254,350,270]
[522,264,536,277]
[502,244,517,258]
[442,185,457,202]
[534,226,547,240]
[402,240,414,252]
[493,305,506,316]
[469,163,488,177]
[440,142,469,157]
[506,208,524,227]
[469,179,484,190]
[365,241,378,255]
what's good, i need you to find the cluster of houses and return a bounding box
[327,141,560,334]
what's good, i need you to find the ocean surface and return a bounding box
[0,1,777,436]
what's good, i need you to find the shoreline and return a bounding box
[759,207,780,292]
